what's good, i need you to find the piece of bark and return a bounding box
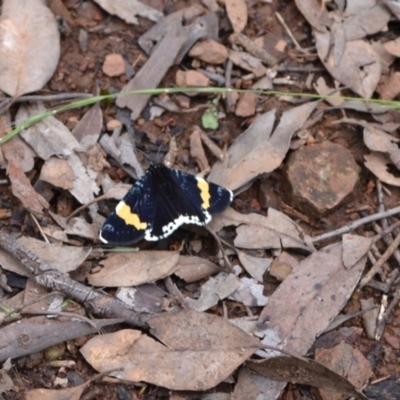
[116,17,188,120]
[118,12,218,120]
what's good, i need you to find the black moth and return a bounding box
[99,164,233,245]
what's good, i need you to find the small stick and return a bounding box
[312,205,400,243]
[30,212,50,243]
[229,32,277,66]
[275,12,315,54]
[359,231,400,288]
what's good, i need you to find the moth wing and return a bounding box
[99,175,155,245]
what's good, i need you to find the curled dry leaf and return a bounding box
[17,103,100,204]
[25,383,89,400]
[208,101,318,192]
[87,250,180,287]
[50,212,100,242]
[174,255,220,282]
[342,234,372,269]
[0,0,60,97]
[72,103,103,152]
[237,251,272,283]
[234,366,284,400]
[39,158,75,190]
[208,207,314,252]
[364,152,400,186]
[7,160,49,215]
[116,284,166,314]
[225,0,248,33]
[315,31,381,99]
[363,124,400,169]
[228,277,268,307]
[315,341,372,399]
[185,272,241,311]
[256,237,370,359]
[81,311,260,391]
[93,0,163,25]
[247,355,370,400]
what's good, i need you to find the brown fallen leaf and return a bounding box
[25,384,88,400]
[185,272,241,311]
[190,126,209,171]
[116,284,166,314]
[208,101,318,192]
[364,152,400,187]
[234,366,283,400]
[208,207,314,252]
[315,341,372,400]
[39,157,75,190]
[342,234,372,269]
[72,103,103,152]
[174,255,220,282]
[225,0,248,33]
[237,251,272,283]
[81,310,261,391]
[93,0,163,25]
[315,31,381,99]
[247,355,370,400]
[87,250,180,287]
[256,237,370,358]
[0,0,60,97]
[7,160,49,215]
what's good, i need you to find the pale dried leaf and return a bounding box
[39,157,75,190]
[342,234,372,269]
[237,251,272,282]
[248,355,370,400]
[25,384,88,400]
[116,284,166,314]
[174,255,220,282]
[225,0,247,33]
[208,207,314,252]
[256,240,368,358]
[315,32,381,99]
[363,124,400,168]
[294,0,330,32]
[185,273,241,311]
[208,102,318,191]
[229,50,267,78]
[2,134,36,173]
[364,152,400,186]
[234,367,283,400]
[383,0,400,21]
[0,0,60,97]
[72,103,103,152]
[81,311,260,390]
[87,251,180,287]
[228,277,268,307]
[342,0,390,41]
[93,0,163,25]
[315,341,372,399]
[7,160,49,214]
[17,103,81,160]
[50,212,101,241]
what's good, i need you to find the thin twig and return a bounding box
[312,205,400,243]
[275,12,315,54]
[359,231,400,288]
[30,212,50,243]
[24,310,99,329]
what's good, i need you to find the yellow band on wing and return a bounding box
[116,202,147,230]
[197,179,210,209]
